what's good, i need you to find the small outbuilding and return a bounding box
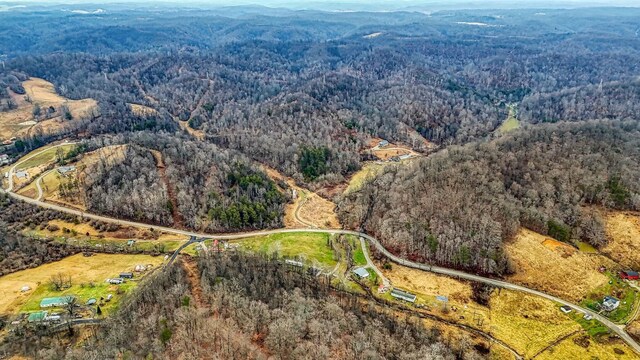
[620,270,639,280]
[20,285,31,292]
[127,240,136,246]
[27,311,48,323]
[14,171,28,179]
[57,166,76,175]
[352,267,370,279]
[86,298,97,306]
[560,305,572,314]
[390,288,417,303]
[378,140,389,147]
[119,272,134,279]
[107,278,123,285]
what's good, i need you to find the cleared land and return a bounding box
[506,228,616,302]
[262,165,340,229]
[0,78,97,140]
[498,104,520,133]
[24,219,187,253]
[128,103,158,116]
[0,253,164,315]
[536,332,635,360]
[603,212,640,269]
[345,162,385,194]
[231,232,337,268]
[11,143,76,191]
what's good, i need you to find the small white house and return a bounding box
[560,305,572,314]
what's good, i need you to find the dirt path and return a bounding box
[530,329,582,359]
[150,149,183,228]
[261,164,340,229]
[181,258,207,308]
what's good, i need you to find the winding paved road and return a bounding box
[2,181,639,354]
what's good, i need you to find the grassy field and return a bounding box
[536,332,636,360]
[0,253,164,316]
[232,232,337,268]
[16,143,76,170]
[24,219,187,253]
[498,104,520,133]
[506,228,616,302]
[345,162,385,194]
[603,212,640,269]
[0,78,97,140]
[296,193,341,229]
[352,238,367,266]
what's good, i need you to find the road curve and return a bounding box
[1,187,639,354]
[6,141,75,192]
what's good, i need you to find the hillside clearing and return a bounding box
[231,232,337,268]
[506,228,615,302]
[603,212,640,269]
[535,332,635,360]
[0,253,164,315]
[0,78,97,139]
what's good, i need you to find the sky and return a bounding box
[1,0,639,9]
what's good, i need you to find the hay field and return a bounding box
[536,333,636,360]
[506,228,615,302]
[345,162,385,194]
[603,212,640,269]
[0,78,97,139]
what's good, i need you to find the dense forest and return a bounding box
[339,121,640,275]
[1,253,486,359]
[2,6,639,185]
[80,132,287,231]
[1,5,639,263]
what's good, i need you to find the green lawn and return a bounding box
[352,239,368,266]
[498,104,520,133]
[21,281,136,317]
[581,272,638,324]
[569,312,610,338]
[576,241,598,254]
[233,232,337,267]
[17,144,76,170]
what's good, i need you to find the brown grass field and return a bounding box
[0,78,97,140]
[506,228,616,302]
[0,253,164,315]
[380,262,636,359]
[128,103,158,116]
[603,212,640,269]
[536,332,636,360]
[262,165,340,229]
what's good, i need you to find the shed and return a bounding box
[86,298,97,306]
[285,259,304,268]
[119,272,134,279]
[20,285,31,292]
[378,140,389,147]
[108,278,123,285]
[390,288,417,303]
[40,296,74,308]
[15,171,28,179]
[560,305,572,314]
[620,271,639,280]
[27,311,48,323]
[352,267,370,279]
[57,166,76,175]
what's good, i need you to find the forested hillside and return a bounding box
[80,133,287,231]
[2,7,639,186]
[4,253,483,359]
[338,121,640,275]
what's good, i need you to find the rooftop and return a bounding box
[353,267,370,278]
[40,296,74,308]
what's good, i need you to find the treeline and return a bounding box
[338,120,640,275]
[10,253,485,359]
[81,132,287,231]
